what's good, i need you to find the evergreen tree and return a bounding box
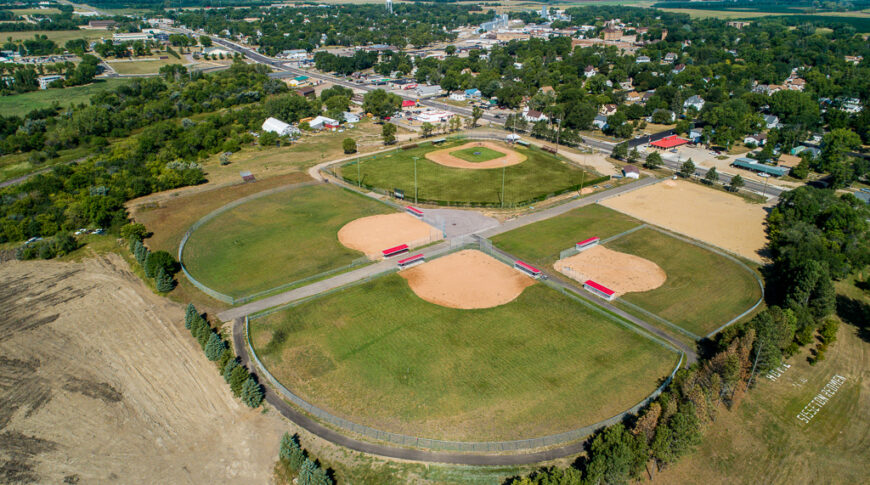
[279,433,306,472]
[229,365,249,396]
[298,458,318,485]
[143,251,157,278]
[185,303,197,329]
[197,325,212,349]
[155,267,175,292]
[241,377,264,408]
[205,332,226,361]
[223,358,239,383]
[218,348,234,371]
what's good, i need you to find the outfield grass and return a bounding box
[606,228,762,337]
[106,58,184,75]
[0,78,131,118]
[1,29,108,44]
[449,146,506,163]
[252,273,677,441]
[339,140,595,206]
[181,184,392,299]
[491,204,642,266]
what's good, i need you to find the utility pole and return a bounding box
[357,158,361,187]
[747,341,763,389]
[501,161,507,208]
[413,156,419,204]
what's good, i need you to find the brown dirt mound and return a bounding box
[554,245,666,297]
[337,212,441,259]
[399,249,535,309]
[425,141,526,169]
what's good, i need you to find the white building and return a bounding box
[523,109,548,123]
[38,75,63,90]
[449,92,466,101]
[415,85,442,98]
[261,117,299,137]
[112,32,154,42]
[683,95,705,112]
[309,116,339,130]
[342,112,360,123]
[416,110,453,123]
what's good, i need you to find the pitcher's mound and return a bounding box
[338,213,441,259]
[425,141,526,169]
[400,250,535,309]
[554,245,666,297]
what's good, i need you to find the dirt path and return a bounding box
[425,141,526,169]
[0,255,284,483]
[399,250,535,309]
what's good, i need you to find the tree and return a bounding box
[185,303,198,329]
[421,122,435,137]
[730,174,744,192]
[120,222,147,242]
[584,423,648,485]
[362,89,401,119]
[471,106,483,127]
[628,147,641,163]
[229,365,250,396]
[679,159,695,178]
[223,359,239,383]
[279,433,306,472]
[612,142,628,160]
[144,250,178,279]
[645,151,663,169]
[205,332,226,361]
[259,131,278,147]
[704,166,719,185]
[240,377,264,408]
[155,267,175,292]
[381,122,397,145]
[298,459,318,485]
[342,137,356,154]
[199,36,212,48]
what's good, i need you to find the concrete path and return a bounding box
[422,208,499,238]
[232,318,588,465]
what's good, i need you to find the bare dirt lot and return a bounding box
[0,255,284,483]
[425,141,526,169]
[554,245,667,297]
[399,249,535,309]
[601,180,769,263]
[338,212,442,259]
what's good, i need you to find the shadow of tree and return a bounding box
[836,294,870,343]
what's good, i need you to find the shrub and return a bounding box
[342,137,357,154]
[144,250,179,278]
[120,222,148,242]
[819,317,839,344]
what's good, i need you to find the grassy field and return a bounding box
[338,140,595,206]
[652,276,869,484]
[606,228,762,337]
[106,58,185,75]
[1,29,109,43]
[450,146,505,163]
[252,274,677,441]
[181,184,392,299]
[491,204,642,266]
[0,78,130,118]
[0,145,90,183]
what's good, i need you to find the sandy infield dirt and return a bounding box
[554,245,666,297]
[425,141,527,169]
[601,180,768,263]
[338,212,441,259]
[0,255,284,483]
[399,249,536,309]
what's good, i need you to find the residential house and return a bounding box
[593,115,609,130]
[663,52,677,64]
[642,91,656,104]
[600,104,618,116]
[584,65,597,78]
[464,88,481,98]
[261,117,299,137]
[619,79,634,91]
[625,91,642,104]
[683,95,705,112]
[296,86,315,98]
[636,55,651,64]
[449,92,466,102]
[523,109,548,123]
[342,112,360,124]
[842,98,863,113]
[763,115,780,129]
[622,165,640,179]
[540,85,555,95]
[688,128,704,143]
[672,63,686,74]
[744,133,767,146]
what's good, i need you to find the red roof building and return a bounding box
[650,135,689,149]
[402,100,416,108]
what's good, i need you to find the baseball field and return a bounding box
[337,140,597,205]
[181,184,400,299]
[250,269,678,442]
[492,204,761,337]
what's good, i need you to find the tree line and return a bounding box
[275,433,333,485]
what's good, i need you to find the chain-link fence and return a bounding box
[245,312,683,453]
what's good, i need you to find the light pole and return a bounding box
[501,160,507,208]
[760,172,769,198]
[413,156,419,204]
[357,157,361,187]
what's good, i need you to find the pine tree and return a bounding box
[143,251,156,277]
[205,332,226,361]
[155,267,175,292]
[223,358,239,383]
[218,348,233,371]
[185,303,197,329]
[298,458,317,485]
[311,466,333,485]
[197,326,212,349]
[241,377,264,408]
[229,365,249,396]
[280,433,305,472]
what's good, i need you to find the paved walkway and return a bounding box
[232,318,588,465]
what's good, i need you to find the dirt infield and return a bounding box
[338,212,441,259]
[0,255,283,483]
[554,245,667,297]
[399,250,535,309]
[425,141,527,169]
[601,180,768,263]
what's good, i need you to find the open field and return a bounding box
[491,204,642,266]
[106,58,185,75]
[0,254,284,483]
[606,227,762,337]
[0,78,131,118]
[601,180,769,263]
[338,140,596,206]
[182,184,393,299]
[652,276,869,484]
[252,272,677,441]
[9,7,62,15]
[1,29,109,43]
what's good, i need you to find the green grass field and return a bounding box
[252,273,677,441]
[606,228,762,337]
[1,29,109,44]
[491,204,642,266]
[0,78,130,118]
[181,184,392,299]
[106,59,184,75]
[339,140,595,206]
[449,146,506,163]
